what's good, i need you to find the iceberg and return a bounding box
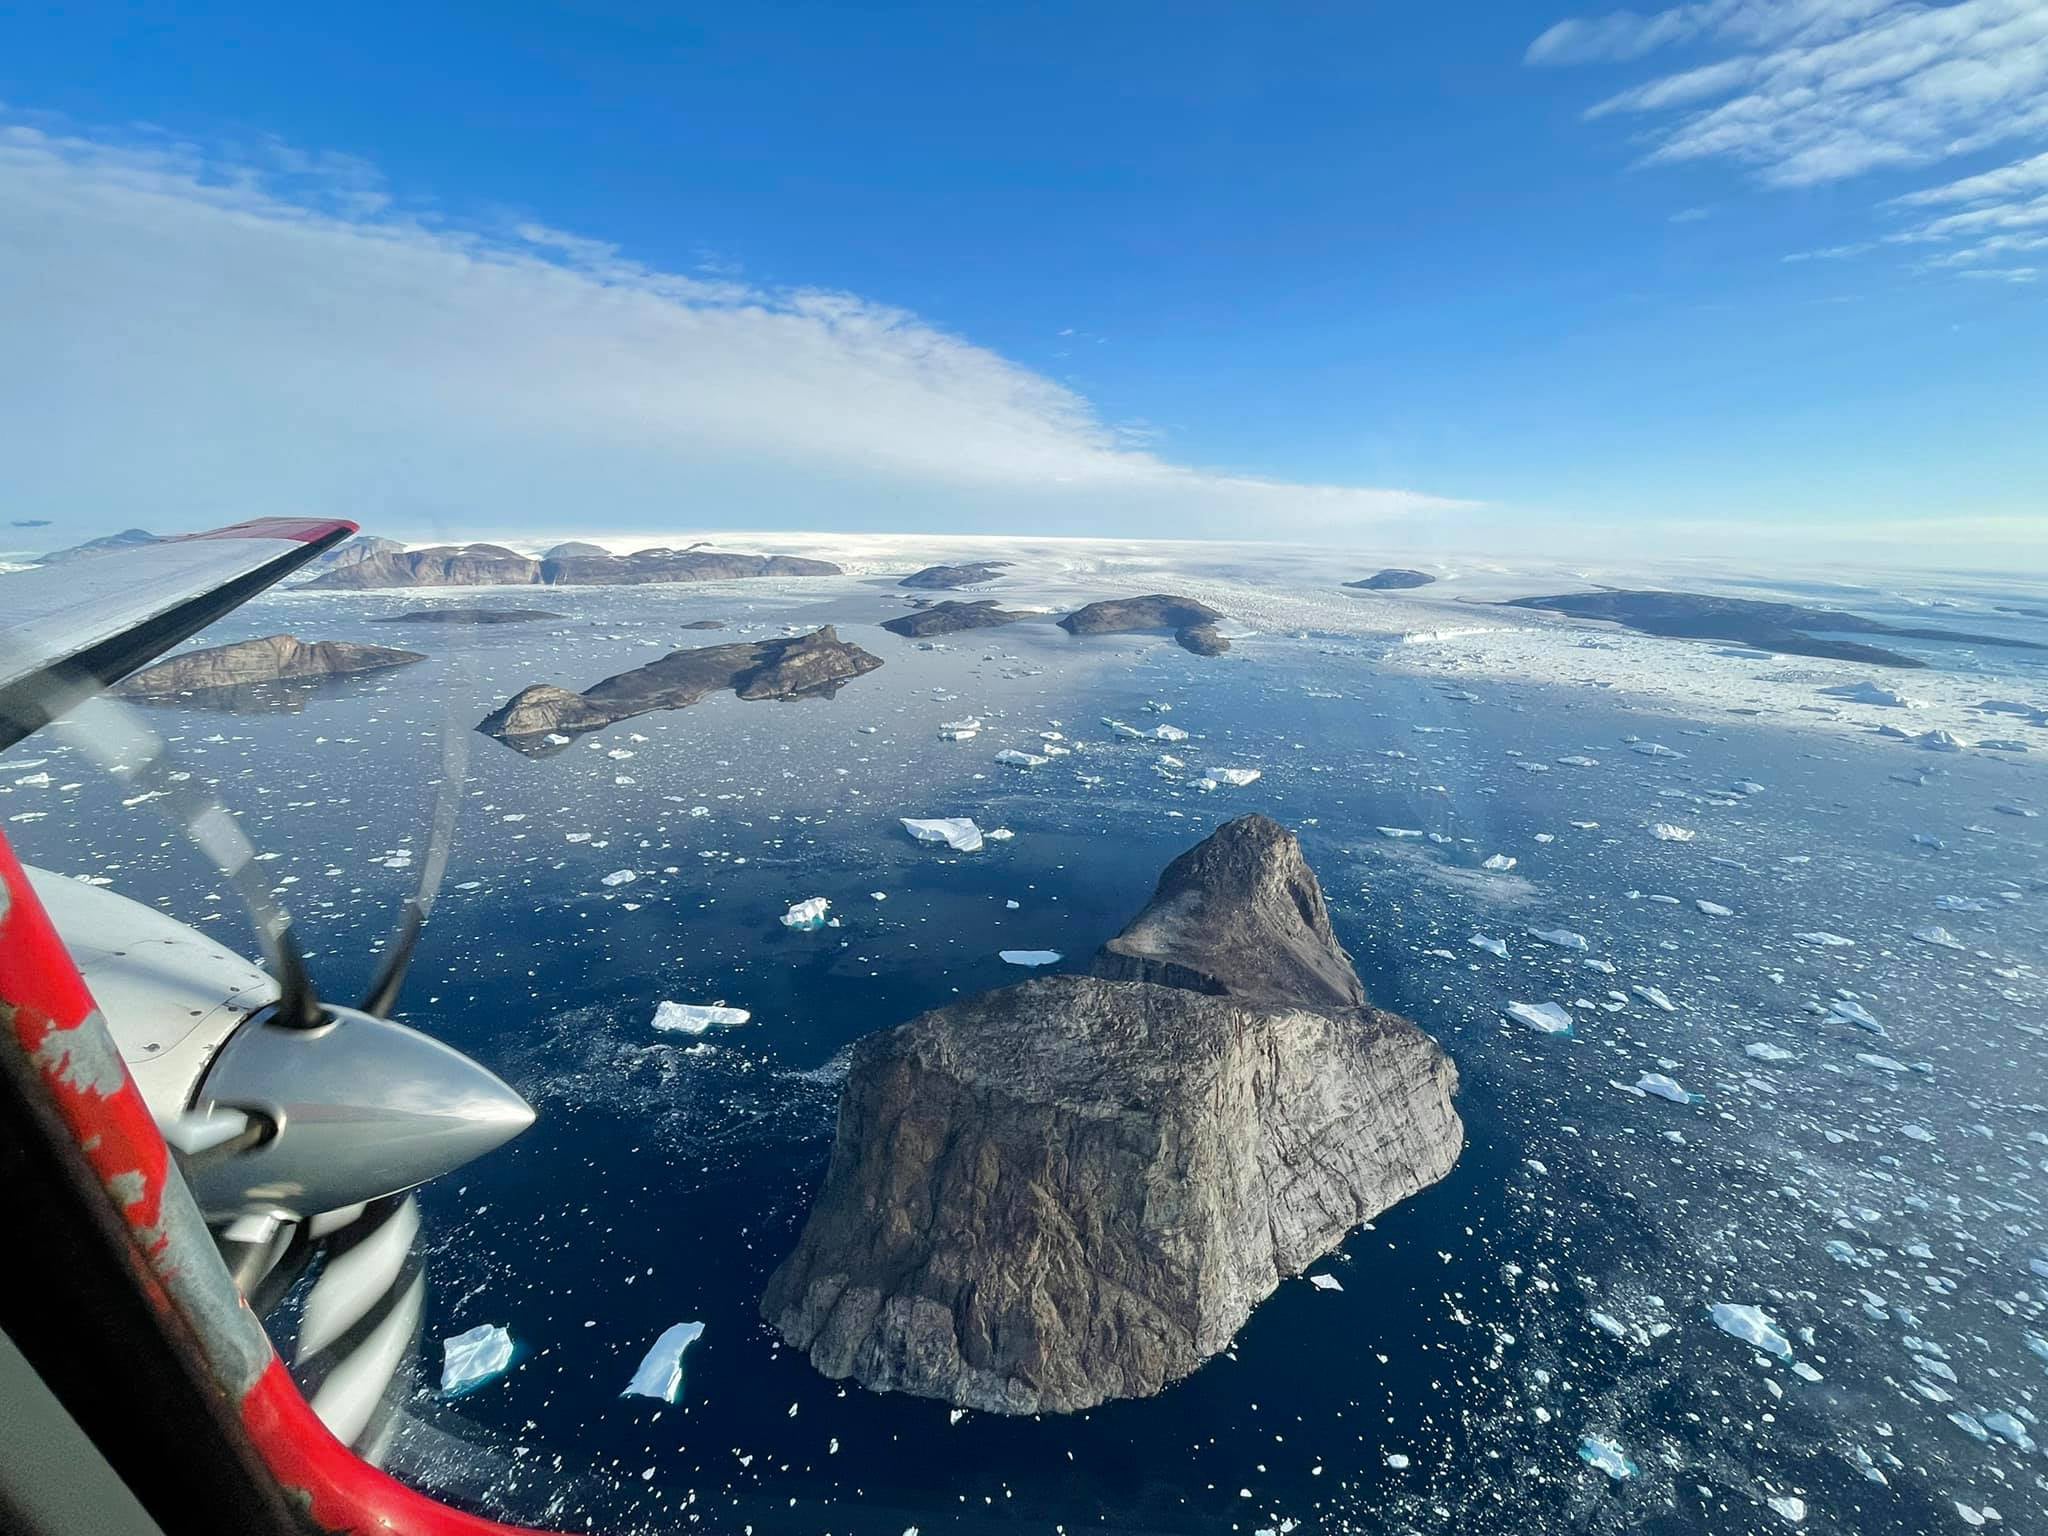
[1911,925,1965,950]
[901,817,984,853]
[1828,998,1885,1034]
[1526,926,1590,952]
[1307,1273,1343,1292]
[1482,854,1517,871]
[1576,1434,1637,1480]
[1632,985,1676,1012]
[440,1323,514,1395]
[1823,681,1921,708]
[1153,724,1189,742]
[1470,933,1507,958]
[781,897,832,930]
[1648,823,1696,842]
[1633,1072,1698,1104]
[621,1321,706,1403]
[600,869,638,887]
[1695,899,1732,916]
[938,718,982,741]
[1507,1001,1574,1036]
[652,1001,750,1034]
[1376,827,1424,839]
[1630,742,1684,759]
[999,949,1062,966]
[1205,767,1262,786]
[1795,931,1855,948]
[1746,1042,1797,1062]
[1708,1302,1792,1359]
[995,749,1049,767]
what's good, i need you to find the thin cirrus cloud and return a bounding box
[1531,0,2048,282]
[0,118,1472,543]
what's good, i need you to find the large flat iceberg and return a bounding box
[901,817,984,853]
[1507,1001,1574,1036]
[621,1321,706,1403]
[441,1323,514,1395]
[652,1001,751,1034]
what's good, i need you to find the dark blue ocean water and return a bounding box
[6,578,2046,1535]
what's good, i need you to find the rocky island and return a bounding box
[305,543,842,590]
[1345,568,1436,591]
[1057,594,1230,656]
[372,607,562,625]
[899,561,1010,589]
[1506,589,2047,668]
[478,625,882,754]
[880,600,1033,638]
[761,815,1462,1414]
[115,634,426,698]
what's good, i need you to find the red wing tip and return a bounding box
[169,518,361,545]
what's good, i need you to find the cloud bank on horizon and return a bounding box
[0,119,1472,546]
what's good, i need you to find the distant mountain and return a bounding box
[899,561,1010,589]
[542,541,611,559]
[37,528,158,563]
[10,519,51,528]
[1345,568,1435,591]
[308,533,406,571]
[306,542,841,589]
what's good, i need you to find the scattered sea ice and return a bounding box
[441,1323,514,1395]
[621,1321,706,1403]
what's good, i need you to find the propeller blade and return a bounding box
[67,696,327,1028]
[358,701,468,1017]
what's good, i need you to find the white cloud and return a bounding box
[0,119,1471,542]
[1535,0,2048,283]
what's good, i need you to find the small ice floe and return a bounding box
[1507,1001,1574,1036]
[1308,1273,1343,1292]
[1732,780,1766,795]
[1746,1042,1798,1063]
[1153,724,1189,742]
[996,749,1049,767]
[1828,998,1885,1034]
[1649,823,1696,843]
[1556,755,1599,768]
[1385,1452,1410,1468]
[986,827,1014,841]
[652,1001,750,1034]
[901,817,983,853]
[1994,801,2038,818]
[1576,1434,1637,1480]
[1482,854,1517,871]
[1796,931,1856,948]
[1899,1123,1936,1144]
[440,1324,514,1395]
[1766,1494,1807,1525]
[781,897,832,930]
[1709,1303,1792,1359]
[1630,742,1683,759]
[1695,899,1733,917]
[601,869,638,887]
[999,950,1062,967]
[1982,1411,2037,1453]
[1470,933,1508,958]
[1911,925,1965,950]
[1855,1053,1908,1073]
[1377,826,1424,839]
[938,718,982,741]
[1630,1073,1699,1104]
[1935,894,1991,912]
[1824,681,1921,708]
[1526,926,1590,952]
[1632,985,1677,1013]
[621,1321,706,1403]
[1205,767,1262,787]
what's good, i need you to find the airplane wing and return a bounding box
[0,516,356,751]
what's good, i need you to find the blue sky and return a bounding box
[2,1,2043,563]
